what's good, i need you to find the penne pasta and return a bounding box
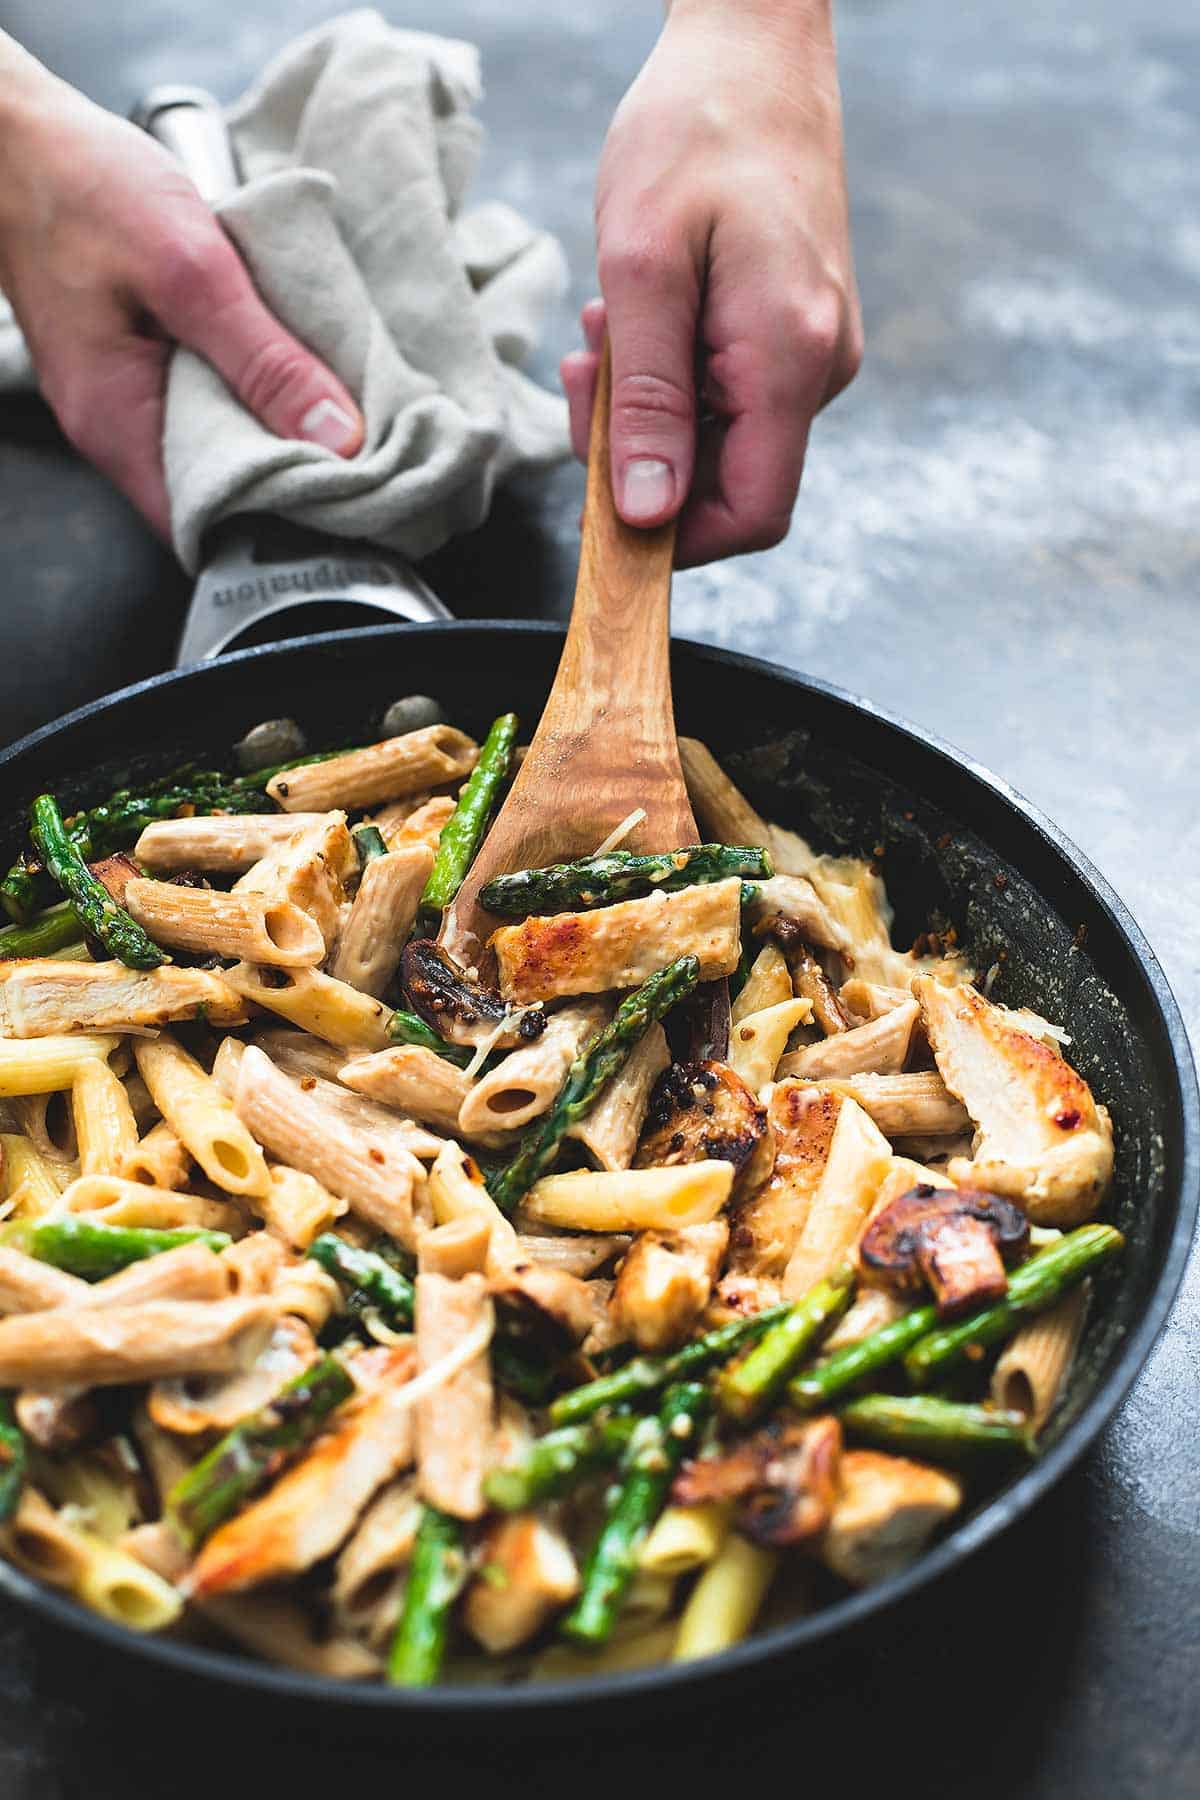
[818,1071,971,1138]
[328,844,434,996]
[338,1045,487,1144]
[564,1022,669,1175]
[521,1161,735,1233]
[640,1502,732,1578]
[0,1034,119,1096]
[119,1119,192,1190]
[59,1174,241,1235]
[0,1132,64,1219]
[259,1164,345,1250]
[376,794,456,852]
[427,1140,517,1268]
[415,1235,494,1519]
[463,1514,579,1654]
[493,879,743,1005]
[991,1285,1088,1432]
[233,1045,424,1246]
[72,1059,139,1178]
[0,1297,275,1387]
[728,998,813,1094]
[266,725,478,812]
[672,1533,779,1662]
[0,1247,87,1315]
[124,879,325,968]
[134,1034,269,1200]
[777,998,919,1081]
[0,962,245,1038]
[731,942,793,1025]
[457,999,609,1139]
[233,813,354,949]
[2,1487,182,1632]
[223,962,392,1052]
[781,1096,893,1298]
[133,812,327,873]
[333,1475,421,1626]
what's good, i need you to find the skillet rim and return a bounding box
[0,618,1194,1715]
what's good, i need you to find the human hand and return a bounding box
[561,0,861,566]
[0,43,363,539]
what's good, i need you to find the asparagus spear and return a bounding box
[839,1394,1035,1459]
[786,1303,940,1412]
[487,954,701,1215]
[0,1393,27,1523]
[479,844,773,918]
[549,1303,791,1428]
[386,1008,473,1068]
[307,1234,414,1325]
[484,1416,638,1512]
[30,795,167,970]
[387,1505,470,1686]
[716,1266,855,1425]
[1,1218,231,1282]
[903,1224,1123,1386]
[166,1354,355,1547]
[418,711,518,932]
[352,823,389,867]
[562,1383,708,1646]
[0,903,84,960]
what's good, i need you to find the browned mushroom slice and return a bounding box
[859,1182,1029,1316]
[400,939,545,1050]
[752,912,853,1037]
[673,1416,843,1547]
[88,852,144,907]
[634,1060,767,1190]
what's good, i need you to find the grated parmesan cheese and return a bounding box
[591,808,647,858]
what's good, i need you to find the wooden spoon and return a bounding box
[441,341,700,969]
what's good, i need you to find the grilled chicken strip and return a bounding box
[610,1220,729,1352]
[914,977,1113,1225]
[819,1449,962,1587]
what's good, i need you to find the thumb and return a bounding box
[599,241,699,526]
[155,232,364,456]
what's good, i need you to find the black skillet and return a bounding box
[0,620,1194,1721]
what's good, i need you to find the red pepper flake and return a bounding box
[369,1148,385,1165]
[300,1076,316,1092]
[1055,1109,1081,1130]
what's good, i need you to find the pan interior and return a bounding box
[0,622,1186,1703]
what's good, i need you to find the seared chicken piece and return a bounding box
[463,1515,579,1654]
[727,1082,843,1279]
[820,1449,962,1587]
[0,961,247,1037]
[610,1220,729,1351]
[915,978,1114,1225]
[778,999,919,1081]
[188,1345,418,1596]
[635,1060,768,1193]
[781,1096,894,1299]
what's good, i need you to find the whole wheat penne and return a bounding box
[72,1059,139,1177]
[457,1000,610,1139]
[0,1034,119,1096]
[565,1022,669,1172]
[133,813,328,873]
[0,1247,89,1315]
[0,1296,275,1386]
[82,1240,234,1309]
[252,1026,348,1085]
[339,1046,488,1143]
[236,1047,440,1161]
[266,725,478,812]
[188,1345,419,1595]
[0,963,245,1038]
[991,1285,1088,1432]
[233,813,354,949]
[233,1046,424,1246]
[119,1120,192,1190]
[59,1174,243,1235]
[328,844,434,996]
[777,999,920,1082]
[415,1261,494,1519]
[0,1132,64,1219]
[223,962,392,1051]
[522,1161,735,1233]
[513,1231,631,1277]
[729,998,814,1094]
[134,1034,269,1200]
[333,1475,421,1624]
[781,1097,893,1298]
[493,879,743,1005]
[199,1593,381,1679]
[260,1164,345,1249]
[124,879,325,968]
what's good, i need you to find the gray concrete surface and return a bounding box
[0,2,1196,1796]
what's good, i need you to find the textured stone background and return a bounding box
[0,2,1196,1795]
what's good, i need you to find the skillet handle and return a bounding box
[132,86,453,663]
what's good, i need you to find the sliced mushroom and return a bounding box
[915,977,1114,1225]
[859,1182,1029,1316]
[752,911,853,1036]
[820,1449,963,1588]
[88,852,143,908]
[673,1415,843,1548]
[609,1220,729,1352]
[401,939,545,1050]
[634,1060,767,1192]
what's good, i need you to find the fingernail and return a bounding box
[300,398,361,455]
[621,458,674,523]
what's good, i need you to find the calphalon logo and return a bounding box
[210,560,397,610]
